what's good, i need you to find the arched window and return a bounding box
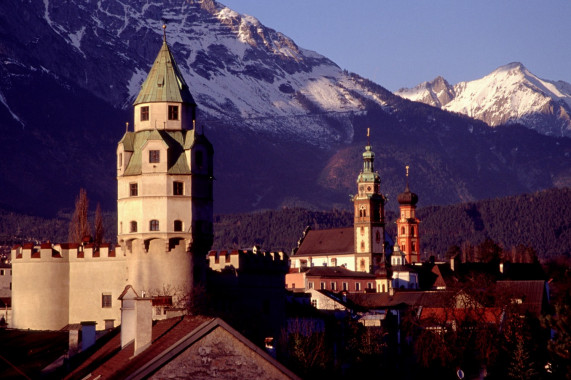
[360,241,365,252]
[412,242,416,252]
[401,227,405,235]
[360,227,365,236]
[375,230,381,243]
[360,259,366,271]
[411,226,415,237]
[150,220,159,231]
[174,220,183,232]
[130,221,138,233]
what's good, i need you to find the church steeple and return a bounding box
[133,25,196,132]
[397,165,420,263]
[353,129,387,273]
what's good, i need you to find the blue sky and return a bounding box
[220,0,570,91]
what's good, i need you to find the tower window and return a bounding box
[149,150,160,163]
[130,183,138,196]
[173,181,184,195]
[140,106,149,121]
[130,221,138,233]
[412,242,416,252]
[174,220,183,232]
[401,227,405,235]
[102,294,112,308]
[411,226,415,237]
[168,105,179,120]
[150,220,159,231]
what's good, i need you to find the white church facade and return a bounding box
[11,29,213,331]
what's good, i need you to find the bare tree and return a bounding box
[68,188,91,243]
[94,203,104,246]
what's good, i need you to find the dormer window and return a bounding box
[168,105,179,120]
[149,150,160,163]
[140,106,149,121]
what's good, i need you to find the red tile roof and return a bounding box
[66,316,210,380]
[294,228,354,257]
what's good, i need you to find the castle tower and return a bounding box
[116,26,213,294]
[353,130,387,273]
[396,166,420,264]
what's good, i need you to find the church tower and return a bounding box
[396,166,420,264]
[353,130,387,273]
[116,26,213,294]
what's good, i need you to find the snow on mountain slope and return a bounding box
[396,63,571,137]
[7,0,391,144]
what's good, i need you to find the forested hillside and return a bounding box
[1,188,569,260]
[212,187,571,260]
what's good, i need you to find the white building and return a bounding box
[11,30,213,330]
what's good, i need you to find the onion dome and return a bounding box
[397,166,418,205]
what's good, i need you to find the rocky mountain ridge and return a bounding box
[0,0,569,217]
[396,62,571,137]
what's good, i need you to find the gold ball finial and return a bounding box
[162,24,166,30]
[405,165,409,177]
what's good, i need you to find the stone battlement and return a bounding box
[12,242,119,262]
[208,248,288,272]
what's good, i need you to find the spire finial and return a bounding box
[405,165,410,189]
[125,122,129,132]
[367,127,370,146]
[162,24,167,42]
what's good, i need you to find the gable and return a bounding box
[148,326,295,379]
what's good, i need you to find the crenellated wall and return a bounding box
[11,242,125,330]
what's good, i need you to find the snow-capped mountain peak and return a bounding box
[396,62,571,137]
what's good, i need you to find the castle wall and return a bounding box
[68,245,125,329]
[124,239,193,299]
[12,245,70,330]
[12,244,126,330]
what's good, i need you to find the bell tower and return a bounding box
[353,129,387,273]
[116,26,213,293]
[396,166,420,264]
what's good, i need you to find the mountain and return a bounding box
[0,0,569,218]
[396,63,571,137]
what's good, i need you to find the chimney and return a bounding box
[119,285,153,356]
[68,326,80,357]
[81,321,97,351]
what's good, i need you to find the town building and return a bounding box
[289,137,390,274]
[11,28,213,331]
[396,166,420,264]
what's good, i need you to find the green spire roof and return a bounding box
[357,144,380,183]
[134,39,196,106]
